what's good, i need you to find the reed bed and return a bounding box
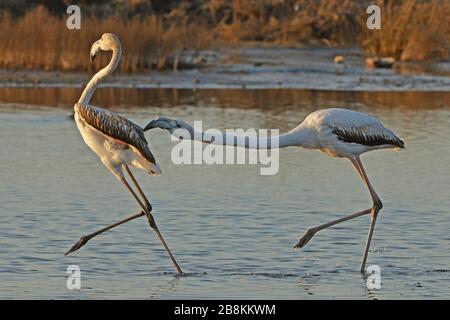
[360,0,450,61]
[0,6,213,72]
[0,1,448,72]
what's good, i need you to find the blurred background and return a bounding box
[0,0,448,73]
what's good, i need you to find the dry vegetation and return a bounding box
[0,0,448,72]
[360,0,450,61]
[0,6,213,72]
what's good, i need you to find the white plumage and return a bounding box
[67,33,405,275]
[74,103,161,180]
[294,108,404,158]
[145,107,404,273]
[68,33,183,275]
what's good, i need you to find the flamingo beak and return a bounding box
[144,119,157,131]
[90,53,96,64]
[89,40,101,65]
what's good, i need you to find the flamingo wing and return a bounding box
[331,125,404,148]
[310,108,405,149]
[75,103,157,163]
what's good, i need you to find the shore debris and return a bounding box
[365,57,395,69]
[334,55,345,64]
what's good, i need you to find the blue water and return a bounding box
[0,88,449,299]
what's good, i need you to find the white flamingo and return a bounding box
[144,108,405,273]
[67,33,183,274]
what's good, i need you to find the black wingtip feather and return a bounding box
[332,126,405,149]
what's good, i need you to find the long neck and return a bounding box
[181,124,313,149]
[78,45,121,105]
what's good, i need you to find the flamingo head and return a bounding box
[90,33,121,64]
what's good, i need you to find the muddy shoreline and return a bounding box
[1,47,449,91]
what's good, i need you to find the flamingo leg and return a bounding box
[294,157,382,274]
[293,208,372,250]
[353,157,383,274]
[65,211,145,255]
[64,166,150,255]
[121,168,183,275]
[124,165,152,211]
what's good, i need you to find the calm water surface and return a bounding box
[0,88,449,299]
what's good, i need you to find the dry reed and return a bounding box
[0,6,212,72]
[0,1,448,73]
[360,0,450,61]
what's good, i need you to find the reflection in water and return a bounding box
[0,88,449,299]
[0,87,448,111]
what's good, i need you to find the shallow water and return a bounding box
[0,88,449,299]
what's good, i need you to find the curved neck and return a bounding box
[78,45,121,105]
[177,123,313,149]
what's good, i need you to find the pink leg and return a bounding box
[293,208,372,250]
[125,165,152,212]
[294,157,382,274]
[121,171,183,275]
[65,211,145,255]
[352,157,383,273]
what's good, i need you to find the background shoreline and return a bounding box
[0,46,449,91]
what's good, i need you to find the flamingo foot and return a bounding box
[65,236,91,255]
[293,228,317,250]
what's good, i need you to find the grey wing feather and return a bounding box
[75,103,156,163]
